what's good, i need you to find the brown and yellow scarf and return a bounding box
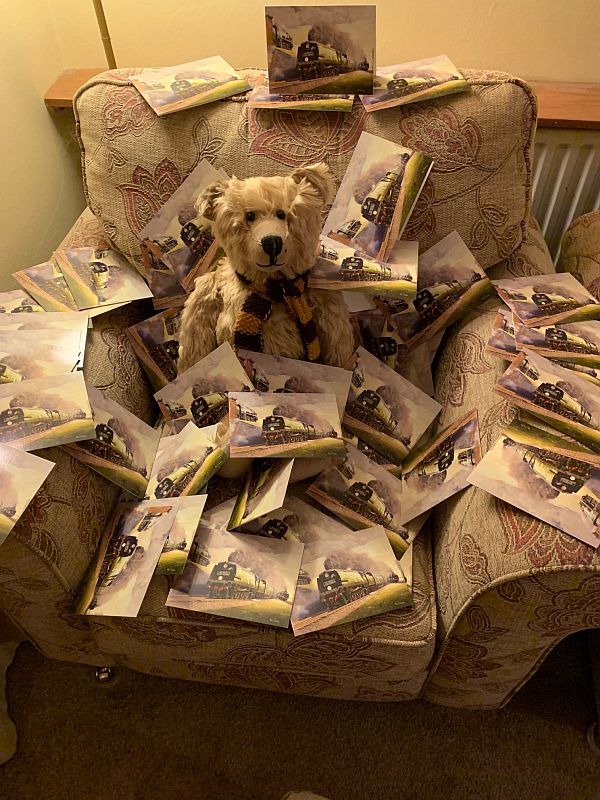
[233,270,320,362]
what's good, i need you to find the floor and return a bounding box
[0,633,599,800]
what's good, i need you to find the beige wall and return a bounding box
[2,0,598,290]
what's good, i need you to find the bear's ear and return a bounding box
[196,179,230,221]
[290,162,335,206]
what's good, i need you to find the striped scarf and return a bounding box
[233,270,320,362]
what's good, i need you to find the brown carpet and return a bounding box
[0,634,599,800]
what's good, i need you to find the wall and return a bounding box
[2,0,598,290]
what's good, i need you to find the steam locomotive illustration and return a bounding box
[415,445,476,478]
[154,454,211,498]
[296,41,369,80]
[503,437,592,493]
[380,298,409,315]
[543,327,598,354]
[239,357,269,392]
[336,220,362,239]
[351,363,365,389]
[0,505,16,525]
[530,292,580,314]
[93,423,136,467]
[338,454,355,480]
[170,75,218,97]
[501,316,516,337]
[580,494,600,528]
[318,567,404,611]
[180,220,213,257]
[0,363,24,384]
[272,22,293,50]
[348,389,398,435]
[258,519,290,540]
[531,383,593,425]
[191,392,229,425]
[236,402,259,423]
[386,74,444,96]
[361,156,410,226]
[95,511,162,594]
[318,242,338,261]
[414,273,483,320]
[343,481,395,528]
[363,336,399,368]
[554,361,600,382]
[188,539,210,567]
[89,260,110,293]
[148,340,179,382]
[261,415,338,445]
[340,255,393,281]
[0,405,86,434]
[207,561,286,601]
[4,299,42,314]
[297,568,311,586]
[150,235,178,254]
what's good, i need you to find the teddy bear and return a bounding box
[176,163,356,374]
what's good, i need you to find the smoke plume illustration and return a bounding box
[272,402,332,432]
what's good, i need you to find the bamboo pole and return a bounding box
[92,0,117,69]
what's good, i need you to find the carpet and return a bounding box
[0,633,599,800]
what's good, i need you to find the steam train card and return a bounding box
[485,307,520,360]
[148,267,188,311]
[0,442,54,545]
[0,289,44,315]
[229,391,344,459]
[63,385,161,499]
[307,442,409,557]
[291,525,412,636]
[145,422,227,501]
[323,132,433,262]
[393,231,493,348]
[247,85,354,112]
[469,418,600,548]
[13,260,79,312]
[493,273,600,327]
[166,526,303,628]
[155,342,253,433]
[138,159,222,290]
[343,347,442,466]
[310,236,418,298]
[54,247,152,311]
[515,320,600,370]
[0,327,85,383]
[0,372,94,452]
[360,55,468,113]
[495,350,600,460]
[227,458,295,530]
[155,495,208,576]
[237,349,352,416]
[74,500,178,617]
[265,5,376,96]
[351,307,406,374]
[400,410,482,524]
[126,307,183,391]
[132,56,250,116]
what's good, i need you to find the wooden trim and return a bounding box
[44,69,600,130]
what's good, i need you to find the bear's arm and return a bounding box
[310,290,357,368]
[177,271,223,374]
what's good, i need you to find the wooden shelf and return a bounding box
[44,69,600,130]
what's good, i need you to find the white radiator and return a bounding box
[531,128,600,264]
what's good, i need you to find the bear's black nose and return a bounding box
[261,235,283,261]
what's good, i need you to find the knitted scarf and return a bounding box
[233,270,320,362]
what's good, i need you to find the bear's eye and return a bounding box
[245,211,255,223]
[276,210,286,220]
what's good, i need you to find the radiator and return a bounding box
[531,129,600,264]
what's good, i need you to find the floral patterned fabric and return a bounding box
[557,210,600,299]
[74,68,536,272]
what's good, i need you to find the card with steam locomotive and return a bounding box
[0,327,84,383]
[148,268,188,311]
[63,385,162,499]
[514,320,600,371]
[126,307,183,391]
[485,307,520,361]
[469,417,600,549]
[310,236,418,299]
[145,422,228,501]
[132,56,251,116]
[360,55,468,113]
[393,231,493,348]
[0,289,44,315]
[400,410,482,524]
[227,458,295,529]
[74,499,178,617]
[265,5,376,96]
[247,84,354,112]
[323,131,433,261]
[237,349,352,416]
[291,525,412,636]
[154,495,208,576]
[307,442,410,557]
[0,442,54,546]
[138,159,224,291]
[54,247,152,311]
[343,347,441,467]
[229,390,345,459]
[0,372,94,452]
[13,260,79,312]
[493,273,600,328]
[495,350,600,459]
[166,526,304,628]
[154,342,253,433]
